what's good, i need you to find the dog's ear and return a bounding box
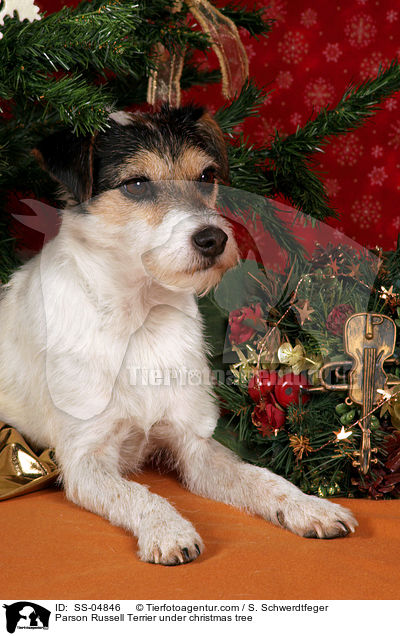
[33,131,95,203]
[196,113,229,184]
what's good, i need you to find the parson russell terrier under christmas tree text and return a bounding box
[0,106,357,564]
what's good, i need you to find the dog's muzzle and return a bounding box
[192,226,228,258]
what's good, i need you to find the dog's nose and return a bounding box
[192,226,228,258]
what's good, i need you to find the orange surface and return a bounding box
[1,468,400,600]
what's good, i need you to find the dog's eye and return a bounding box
[122,177,152,199]
[198,168,216,184]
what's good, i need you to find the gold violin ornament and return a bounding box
[345,314,395,474]
[313,313,397,475]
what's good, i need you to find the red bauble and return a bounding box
[251,399,286,437]
[248,370,279,403]
[274,373,310,408]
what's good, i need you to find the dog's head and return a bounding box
[34,105,239,294]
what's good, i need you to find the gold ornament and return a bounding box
[277,341,319,375]
[0,423,59,500]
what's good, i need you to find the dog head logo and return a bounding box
[3,602,50,633]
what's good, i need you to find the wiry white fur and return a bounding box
[0,189,357,566]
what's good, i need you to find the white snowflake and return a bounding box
[0,0,40,38]
[368,166,388,186]
[247,43,257,62]
[351,195,382,230]
[386,10,398,23]
[277,31,309,65]
[392,216,400,231]
[276,70,293,89]
[300,8,317,28]
[389,120,400,149]
[324,178,341,198]
[386,98,397,111]
[333,227,345,240]
[256,117,284,144]
[262,0,287,23]
[345,13,377,48]
[371,145,383,158]
[360,51,388,81]
[332,133,364,167]
[304,77,335,111]
[323,43,342,63]
[290,112,302,127]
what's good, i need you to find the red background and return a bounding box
[17,0,400,251]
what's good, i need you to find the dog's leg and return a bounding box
[57,428,203,565]
[164,428,358,539]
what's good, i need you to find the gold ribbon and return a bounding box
[0,423,59,501]
[147,0,249,107]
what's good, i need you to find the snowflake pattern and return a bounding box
[385,98,397,111]
[290,112,302,127]
[256,117,284,144]
[351,195,382,230]
[388,120,400,150]
[262,0,287,23]
[386,10,398,22]
[368,166,388,186]
[344,13,377,48]
[276,70,294,89]
[324,178,341,197]
[323,43,342,63]
[304,77,335,111]
[359,51,388,81]
[277,31,309,65]
[392,217,400,231]
[371,145,383,158]
[332,134,364,167]
[300,8,317,28]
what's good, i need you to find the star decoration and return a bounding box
[335,426,352,441]
[329,258,340,275]
[295,300,315,325]
[347,262,360,278]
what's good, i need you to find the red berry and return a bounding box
[274,373,310,408]
[248,370,279,403]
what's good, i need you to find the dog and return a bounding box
[0,105,357,565]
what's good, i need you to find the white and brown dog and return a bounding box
[0,105,357,565]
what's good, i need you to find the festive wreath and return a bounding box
[199,199,400,499]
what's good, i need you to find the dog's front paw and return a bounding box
[276,494,358,539]
[137,513,203,565]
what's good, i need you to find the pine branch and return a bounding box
[220,2,274,38]
[215,80,270,134]
[264,60,400,220]
[282,60,400,154]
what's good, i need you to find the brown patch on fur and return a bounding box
[87,189,167,227]
[276,510,285,527]
[196,112,229,183]
[91,146,219,227]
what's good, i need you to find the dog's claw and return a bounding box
[195,543,201,555]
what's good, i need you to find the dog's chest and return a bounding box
[118,300,208,424]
